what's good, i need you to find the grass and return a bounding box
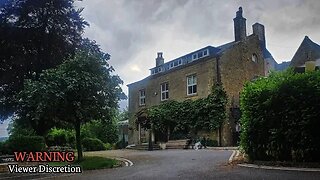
[48,156,119,170]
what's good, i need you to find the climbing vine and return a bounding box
[138,85,227,139]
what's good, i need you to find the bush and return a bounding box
[7,135,46,153]
[82,138,106,151]
[240,70,320,162]
[104,143,113,150]
[81,120,118,144]
[46,128,74,147]
[115,140,128,149]
[0,141,10,155]
[206,139,218,147]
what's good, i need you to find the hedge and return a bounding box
[82,138,106,151]
[240,70,320,162]
[7,135,46,153]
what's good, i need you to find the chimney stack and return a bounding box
[253,23,266,48]
[233,7,247,42]
[156,52,164,67]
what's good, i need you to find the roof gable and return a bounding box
[290,36,320,67]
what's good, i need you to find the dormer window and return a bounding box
[192,54,197,60]
[178,59,182,65]
[203,49,208,56]
[198,51,203,58]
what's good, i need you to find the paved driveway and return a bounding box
[51,149,320,180]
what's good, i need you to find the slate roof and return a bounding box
[290,36,320,67]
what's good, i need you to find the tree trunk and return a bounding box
[75,121,83,161]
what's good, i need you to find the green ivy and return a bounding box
[139,85,227,140]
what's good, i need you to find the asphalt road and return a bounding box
[0,149,319,180]
[54,149,320,180]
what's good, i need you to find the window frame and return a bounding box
[203,49,209,56]
[192,54,197,60]
[252,53,258,63]
[160,83,169,101]
[139,89,146,106]
[187,75,197,95]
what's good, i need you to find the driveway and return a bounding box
[51,149,320,180]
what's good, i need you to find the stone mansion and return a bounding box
[127,7,276,146]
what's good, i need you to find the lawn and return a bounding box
[49,156,119,170]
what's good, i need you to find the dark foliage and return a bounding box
[0,0,88,119]
[82,138,106,151]
[240,70,320,162]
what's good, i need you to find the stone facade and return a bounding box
[127,7,269,146]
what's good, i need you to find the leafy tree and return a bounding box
[0,0,88,119]
[16,40,125,160]
[81,119,118,144]
[117,108,129,122]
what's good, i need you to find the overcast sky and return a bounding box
[79,0,320,100]
[1,0,320,137]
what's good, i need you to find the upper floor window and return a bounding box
[169,62,174,69]
[203,49,208,56]
[252,54,258,63]
[187,75,197,95]
[192,54,197,60]
[161,83,169,101]
[198,51,203,58]
[178,59,182,65]
[139,89,146,105]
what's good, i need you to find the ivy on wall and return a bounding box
[136,85,227,140]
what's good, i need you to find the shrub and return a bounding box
[115,140,128,149]
[240,70,320,162]
[82,138,106,151]
[104,143,113,150]
[0,141,11,155]
[46,128,74,147]
[206,139,218,147]
[8,135,46,153]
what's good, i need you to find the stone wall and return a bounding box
[219,35,265,146]
[128,35,265,146]
[128,57,217,145]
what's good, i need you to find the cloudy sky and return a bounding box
[78,0,320,105]
[1,0,320,137]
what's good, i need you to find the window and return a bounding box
[158,67,162,72]
[203,49,208,56]
[170,62,174,69]
[192,54,197,60]
[139,90,145,105]
[252,54,258,63]
[161,83,169,101]
[174,61,178,66]
[187,75,197,95]
[198,51,203,58]
[178,59,182,65]
[151,69,155,75]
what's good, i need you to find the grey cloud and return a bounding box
[77,0,320,96]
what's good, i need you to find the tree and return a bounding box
[0,0,88,119]
[16,40,125,160]
[81,119,118,144]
